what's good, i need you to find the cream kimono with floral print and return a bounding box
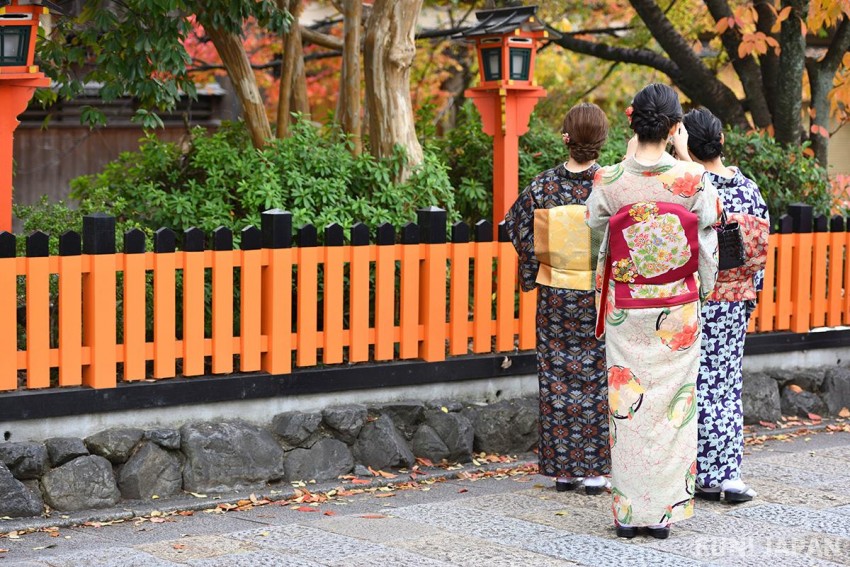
[586,153,720,527]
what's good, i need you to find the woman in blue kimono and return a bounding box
[504,103,610,494]
[682,108,769,503]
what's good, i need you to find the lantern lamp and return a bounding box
[458,6,548,235]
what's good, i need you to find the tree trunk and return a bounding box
[364,0,424,180]
[806,16,850,166]
[277,0,305,138]
[204,24,272,148]
[704,0,772,128]
[755,0,780,119]
[339,0,363,155]
[774,0,809,145]
[290,37,310,116]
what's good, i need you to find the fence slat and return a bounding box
[211,228,234,374]
[122,230,146,381]
[828,217,844,328]
[788,205,813,333]
[323,224,345,364]
[25,232,50,389]
[495,225,515,352]
[240,227,262,372]
[153,229,176,379]
[0,233,15,390]
[418,208,447,362]
[349,223,370,363]
[399,223,419,359]
[518,288,536,351]
[845,218,850,325]
[473,221,494,353]
[82,214,117,388]
[182,229,205,377]
[297,225,319,367]
[261,210,292,375]
[374,224,396,361]
[449,222,470,356]
[810,217,829,329]
[58,231,82,386]
[774,218,794,330]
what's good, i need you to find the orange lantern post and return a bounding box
[0,0,53,232]
[460,6,547,235]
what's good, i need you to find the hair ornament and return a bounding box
[562,132,570,143]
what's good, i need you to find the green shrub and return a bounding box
[23,120,457,241]
[721,128,831,222]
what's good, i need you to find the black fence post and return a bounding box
[787,203,813,233]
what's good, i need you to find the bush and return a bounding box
[722,128,831,222]
[19,120,458,242]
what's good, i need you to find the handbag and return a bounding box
[716,209,746,271]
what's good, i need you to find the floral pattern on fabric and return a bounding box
[656,303,701,352]
[608,365,644,421]
[629,279,690,300]
[612,258,638,283]
[698,168,768,489]
[504,164,609,480]
[623,212,691,278]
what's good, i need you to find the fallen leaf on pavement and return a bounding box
[758,420,776,429]
[788,384,803,393]
[839,407,850,418]
[360,514,387,519]
[294,506,318,512]
[808,412,822,422]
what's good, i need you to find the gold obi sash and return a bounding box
[533,204,593,290]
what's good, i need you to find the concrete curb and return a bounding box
[0,456,539,535]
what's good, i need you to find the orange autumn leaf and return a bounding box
[294,506,318,512]
[789,384,804,393]
[808,412,822,422]
[360,514,387,519]
[838,407,850,418]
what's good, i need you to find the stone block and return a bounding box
[41,455,120,511]
[44,437,88,468]
[352,414,415,470]
[780,386,828,418]
[271,411,323,447]
[742,372,781,424]
[117,441,183,500]
[0,441,49,480]
[373,401,426,440]
[471,399,538,454]
[0,463,43,517]
[144,428,181,450]
[181,420,285,493]
[410,424,450,463]
[84,428,144,464]
[425,410,474,462]
[322,405,367,444]
[822,366,850,415]
[284,438,353,482]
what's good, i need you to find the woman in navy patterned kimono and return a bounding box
[504,103,610,494]
[683,108,769,503]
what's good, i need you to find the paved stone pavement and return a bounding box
[1,430,849,566]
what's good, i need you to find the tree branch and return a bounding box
[703,0,772,127]
[300,26,343,50]
[819,16,850,74]
[545,28,683,79]
[629,0,749,128]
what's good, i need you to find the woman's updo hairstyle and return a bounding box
[629,83,683,142]
[682,107,723,161]
[561,102,609,163]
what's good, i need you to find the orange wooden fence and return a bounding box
[2,206,848,392]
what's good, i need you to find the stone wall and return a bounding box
[743,365,850,423]
[0,398,538,519]
[1,364,848,520]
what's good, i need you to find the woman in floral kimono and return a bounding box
[683,108,769,504]
[586,84,720,539]
[505,103,610,495]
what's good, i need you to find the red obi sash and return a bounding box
[597,202,700,337]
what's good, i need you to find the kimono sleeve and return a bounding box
[504,181,539,292]
[694,174,720,301]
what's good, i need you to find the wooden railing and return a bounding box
[1,204,848,392]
